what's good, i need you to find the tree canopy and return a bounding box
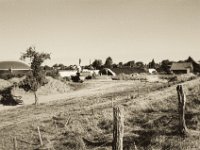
[104,57,113,68]
[20,46,51,105]
[92,59,103,69]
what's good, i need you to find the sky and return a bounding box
[0,0,199,66]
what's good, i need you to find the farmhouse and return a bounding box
[185,56,200,73]
[0,61,30,77]
[170,62,193,74]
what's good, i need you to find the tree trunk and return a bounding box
[113,106,124,150]
[34,91,38,106]
[176,85,188,135]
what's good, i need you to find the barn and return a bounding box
[170,62,193,74]
[0,61,30,78]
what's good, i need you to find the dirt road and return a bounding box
[0,78,200,150]
[0,78,199,130]
[0,79,150,111]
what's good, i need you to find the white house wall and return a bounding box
[59,70,77,77]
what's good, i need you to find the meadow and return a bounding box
[0,74,200,150]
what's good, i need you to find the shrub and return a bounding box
[85,75,92,80]
[0,72,25,80]
[97,119,113,133]
[45,69,60,79]
[112,73,147,81]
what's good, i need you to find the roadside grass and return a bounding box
[113,73,197,84]
[0,78,200,149]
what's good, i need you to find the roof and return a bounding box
[170,62,193,71]
[0,61,30,70]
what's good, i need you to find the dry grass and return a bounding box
[113,73,197,84]
[0,78,12,90]
[0,77,200,149]
[37,77,71,95]
[112,73,148,81]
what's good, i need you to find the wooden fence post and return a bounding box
[198,85,200,93]
[177,85,188,135]
[37,126,43,146]
[111,98,114,108]
[13,137,18,150]
[137,88,140,97]
[147,87,150,93]
[113,106,124,150]
[2,139,4,150]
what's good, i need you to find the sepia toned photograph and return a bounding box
[0,0,200,149]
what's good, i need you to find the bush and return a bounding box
[85,75,92,80]
[62,76,71,81]
[97,119,113,133]
[0,72,25,80]
[45,69,60,79]
[112,73,147,81]
[159,73,197,83]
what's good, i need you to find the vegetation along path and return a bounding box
[0,77,200,149]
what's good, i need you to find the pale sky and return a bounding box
[0,0,199,66]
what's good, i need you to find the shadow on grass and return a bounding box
[123,129,181,150]
[0,85,19,105]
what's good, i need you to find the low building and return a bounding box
[170,62,193,74]
[148,68,157,74]
[0,61,30,78]
[58,70,77,78]
[100,68,116,76]
[58,69,100,78]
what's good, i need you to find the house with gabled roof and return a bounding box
[170,62,193,74]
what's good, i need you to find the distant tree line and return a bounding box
[42,56,200,74]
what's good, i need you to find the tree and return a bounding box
[160,59,172,73]
[104,57,113,68]
[43,65,52,70]
[124,60,135,67]
[118,62,123,68]
[20,46,51,105]
[53,64,59,68]
[92,59,103,69]
[112,63,118,68]
[58,64,66,70]
[149,59,156,68]
[136,61,144,68]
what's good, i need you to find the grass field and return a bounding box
[0,76,200,150]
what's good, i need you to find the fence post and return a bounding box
[147,87,150,93]
[113,106,124,150]
[2,139,4,150]
[37,126,43,146]
[177,85,188,135]
[198,85,200,93]
[13,137,18,150]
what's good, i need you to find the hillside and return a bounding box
[0,77,200,149]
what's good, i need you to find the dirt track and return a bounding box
[0,78,199,130]
[0,79,148,111]
[0,78,200,150]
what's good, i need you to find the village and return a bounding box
[0,48,200,150]
[1,0,200,149]
[0,55,199,82]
